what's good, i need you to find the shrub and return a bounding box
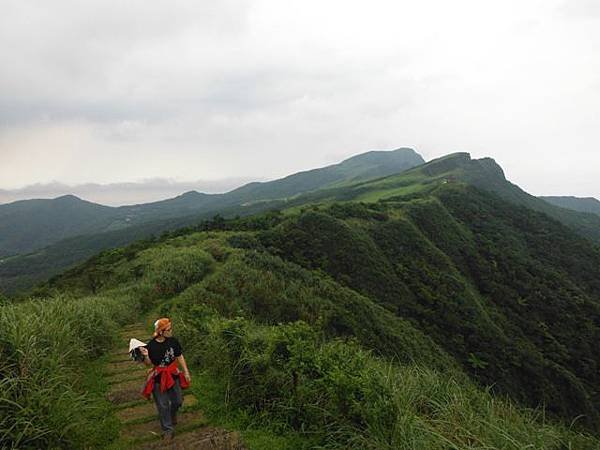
[137,246,215,297]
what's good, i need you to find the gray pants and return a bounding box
[152,377,183,433]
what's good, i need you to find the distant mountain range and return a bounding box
[2,148,600,295]
[541,196,600,216]
[0,148,425,293]
[0,148,424,259]
[0,178,257,206]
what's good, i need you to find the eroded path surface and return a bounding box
[106,324,246,450]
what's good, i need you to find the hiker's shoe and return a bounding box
[162,431,174,441]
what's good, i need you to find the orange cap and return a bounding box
[152,318,171,338]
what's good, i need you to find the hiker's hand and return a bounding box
[139,347,148,356]
[184,371,191,383]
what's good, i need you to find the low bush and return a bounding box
[137,246,215,297]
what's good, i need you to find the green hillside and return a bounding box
[6,184,599,447]
[4,156,600,447]
[0,195,119,257]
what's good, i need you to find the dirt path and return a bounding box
[106,323,246,449]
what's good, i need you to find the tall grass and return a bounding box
[167,310,600,449]
[0,292,141,449]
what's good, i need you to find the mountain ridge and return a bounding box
[0,148,424,258]
[541,195,600,216]
[3,150,600,295]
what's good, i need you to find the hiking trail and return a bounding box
[104,323,247,449]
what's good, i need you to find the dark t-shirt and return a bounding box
[146,337,183,367]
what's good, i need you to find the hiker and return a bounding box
[139,317,191,441]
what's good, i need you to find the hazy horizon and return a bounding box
[1,147,599,206]
[0,177,260,206]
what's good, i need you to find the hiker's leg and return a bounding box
[168,378,183,422]
[152,381,174,433]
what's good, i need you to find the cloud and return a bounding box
[557,0,600,19]
[0,0,599,198]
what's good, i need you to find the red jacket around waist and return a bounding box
[142,360,190,399]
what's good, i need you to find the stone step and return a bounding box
[108,382,145,405]
[133,427,246,450]
[106,369,146,382]
[120,410,206,442]
[109,357,133,364]
[105,363,147,378]
[117,395,198,423]
[121,330,146,336]
[107,359,141,372]
[108,372,145,386]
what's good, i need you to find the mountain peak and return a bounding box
[420,152,471,176]
[179,190,206,198]
[340,147,423,166]
[55,194,83,202]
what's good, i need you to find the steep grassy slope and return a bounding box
[7,151,600,447]
[257,191,600,429]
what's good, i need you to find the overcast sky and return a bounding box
[1,0,599,203]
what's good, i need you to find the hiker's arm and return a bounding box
[177,354,191,381]
[139,347,152,367]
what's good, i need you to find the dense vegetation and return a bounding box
[16,217,596,448]
[252,187,600,429]
[4,152,600,448]
[9,183,591,447]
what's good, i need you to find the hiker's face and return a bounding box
[162,325,173,337]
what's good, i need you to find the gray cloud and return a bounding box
[558,0,600,19]
[0,0,599,198]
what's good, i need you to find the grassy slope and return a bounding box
[34,176,600,440]
[257,192,600,429]
[36,155,600,432]
[33,224,600,448]
[5,152,600,447]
